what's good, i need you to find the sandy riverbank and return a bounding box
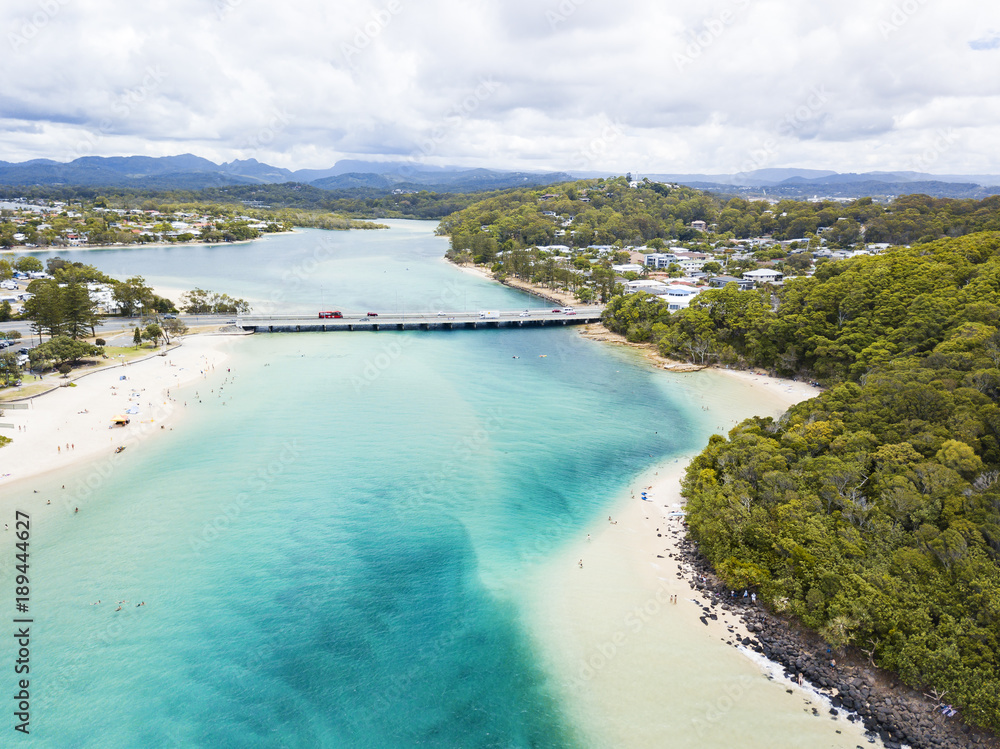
[449,262,581,307]
[0,333,232,492]
[0,233,294,257]
[521,361,865,748]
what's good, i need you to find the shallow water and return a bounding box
[3,223,879,747]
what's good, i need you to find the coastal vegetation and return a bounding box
[660,231,1000,732]
[180,288,251,315]
[439,176,1000,252]
[0,189,388,250]
[603,232,1000,377]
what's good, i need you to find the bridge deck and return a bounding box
[238,308,604,333]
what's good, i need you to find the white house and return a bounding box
[644,253,678,269]
[743,268,784,285]
[623,279,670,296]
[661,283,702,311]
[612,264,644,274]
[678,260,705,274]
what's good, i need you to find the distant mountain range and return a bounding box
[0,156,998,199]
[643,168,1000,199]
[0,155,571,193]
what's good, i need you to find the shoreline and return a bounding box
[551,335,993,747]
[0,235,271,256]
[676,540,999,749]
[0,333,233,495]
[524,367,885,748]
[448,261,581,307]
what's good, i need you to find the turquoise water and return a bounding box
[22,221,519,315]
[10,327,703,748]
[5,224,876,747]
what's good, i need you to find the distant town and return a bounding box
[0,197,290,249]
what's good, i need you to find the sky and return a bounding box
[2,0,999,176]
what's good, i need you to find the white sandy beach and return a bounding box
[0,334,232,494]
[521,364,879,748]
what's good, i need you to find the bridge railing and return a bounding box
[238,307,605,322]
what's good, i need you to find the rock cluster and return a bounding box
[674,534,998,749]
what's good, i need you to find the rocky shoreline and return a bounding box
[672,532,998,749]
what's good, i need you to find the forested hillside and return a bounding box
[669,232,1000,731]
[605,232,1000,380]
[440,177,1000,253]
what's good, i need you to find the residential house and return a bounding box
[742,268,784,285]
[623,279,670,296]
[661,283,702,311]
[709,275,754,291]
[644,253,678,269]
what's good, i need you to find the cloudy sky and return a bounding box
[2,0,999,175]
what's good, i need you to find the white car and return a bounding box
[519,311,530,317]
[437,311,446,316]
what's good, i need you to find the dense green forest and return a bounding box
[440,176,1000,255]
[655,232,1000,732]
[2,184,486,221]
[603,232,1000,380]
[13,178,1000,241]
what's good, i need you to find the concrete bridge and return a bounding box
[237,307,604,333]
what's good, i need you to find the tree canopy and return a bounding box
[679,231,1000,732]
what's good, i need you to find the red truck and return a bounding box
[318,311,343,319]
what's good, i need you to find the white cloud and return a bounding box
[0,0,999,175]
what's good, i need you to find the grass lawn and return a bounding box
[0,342,177,402]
